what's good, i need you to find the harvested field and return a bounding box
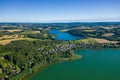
[101,26,118,29]
[102,33,114,37]
[84,30,95,32]
[81,38,118,44]
[0,35,24,45]
[92,38,118,44]
[7,29,22,32]
[0,38,24,45]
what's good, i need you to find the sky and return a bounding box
[0,0,120,22]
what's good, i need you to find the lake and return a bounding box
[29,49,120,80]
[50,29,83,40]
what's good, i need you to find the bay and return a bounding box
[29,49,120,80]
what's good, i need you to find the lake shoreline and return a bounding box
[31,49,120,80]
[21,54,82,80]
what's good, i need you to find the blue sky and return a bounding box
[0,0,120,22]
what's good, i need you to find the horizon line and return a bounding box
[0,21,120,24]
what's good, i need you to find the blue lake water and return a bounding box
[50,29,83,40]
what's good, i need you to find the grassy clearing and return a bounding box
[62,54,82,61]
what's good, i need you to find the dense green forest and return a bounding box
[0,40,81,80]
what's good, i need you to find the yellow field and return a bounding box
[0,35,40,45]
[102,33,114,37]
[101,26,118,29]
[80,38,118,44]
[81,38,97,44]
[7,29,22,32]
[0,38,24,45]
[84,30,95,32]
[0,35,24,45]
[91,38,118,44]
